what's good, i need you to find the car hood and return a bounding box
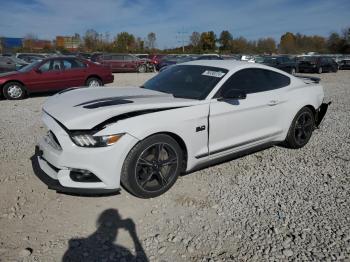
[43,87,198,130]
[0,71,19,78]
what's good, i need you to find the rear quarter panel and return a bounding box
[279,79,324,139]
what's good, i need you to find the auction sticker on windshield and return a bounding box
[202,70,226,78]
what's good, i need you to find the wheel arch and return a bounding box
[1,80,27,94]
[143,131,188,172]
[304,104,316,117]
[85,74,102,84]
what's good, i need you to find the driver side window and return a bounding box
[39,60,62,72]
[217,68,290,98]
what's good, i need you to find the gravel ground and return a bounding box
[0,71,349,261]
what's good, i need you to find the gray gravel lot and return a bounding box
[0,71,349,261]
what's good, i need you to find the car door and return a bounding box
[26,59,64,91]
[124,55,138,72]
[320,57,330,71]
[61,58,87,88]
[111,55,124,72]
[208,68,289,157]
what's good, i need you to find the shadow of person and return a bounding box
[62,209,148,262]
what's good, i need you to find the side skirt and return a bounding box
[185,142,277,175]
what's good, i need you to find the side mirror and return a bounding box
[218,89,247,101]
[34,68,42,74]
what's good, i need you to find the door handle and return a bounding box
[267,100,279,106]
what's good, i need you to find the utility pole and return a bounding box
[176,26,188,53]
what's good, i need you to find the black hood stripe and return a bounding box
[92,106,189,131]
[74,95,171,108]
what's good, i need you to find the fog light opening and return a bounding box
[69,169,101,183]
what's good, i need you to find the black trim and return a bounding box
[92,106,187,131]
[74,95,169,107]
[316,102,331,127]
[195,131,283,159]
[295,75,321,83]
[81,99,133,109]
[189,142,276,174]
[43,106,189,134]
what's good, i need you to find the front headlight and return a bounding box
[71,133,123,147]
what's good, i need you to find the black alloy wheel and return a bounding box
[284,107,315,149]
[135,142,179,192]
[294,111,314,146]
[121,134,183,198]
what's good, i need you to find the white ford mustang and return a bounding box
[36,60,329,198]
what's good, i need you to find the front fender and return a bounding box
[96,103,210,171]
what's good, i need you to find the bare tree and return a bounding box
[147,32,156,50]
[190,32,201,48]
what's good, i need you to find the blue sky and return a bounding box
[0,0,349,48]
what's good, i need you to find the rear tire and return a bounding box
[86,77,103,87]
[284,107,315,149]
[121,134,183,198]
[3,82,26,100]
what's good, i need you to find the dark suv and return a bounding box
[97,54,149,73]
[298,56,338,74]
[261,56,298,75]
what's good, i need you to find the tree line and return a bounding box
[184,29,350,54]
[16,27,350,54]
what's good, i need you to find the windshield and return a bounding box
[18,61,41,72]
[299,56,316,62]
[143,65,228,100]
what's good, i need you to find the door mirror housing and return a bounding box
[218,89,247,101]
[34,68,41,74]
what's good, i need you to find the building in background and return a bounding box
[55,35,81,51]
[23,39,52,51]
[0,37,23,53]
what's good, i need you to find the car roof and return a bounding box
[181,60,280,71]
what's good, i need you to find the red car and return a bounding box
[97,54,149,73]
[149,54,166,66]
[0,56,114,100]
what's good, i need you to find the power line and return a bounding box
[176,26,188,52]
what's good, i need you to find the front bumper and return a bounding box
[104,74,114,84]
[35,112,139,194]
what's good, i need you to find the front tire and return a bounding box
[138,64,147,73]
[284,107,315,149]
[86,77,103,87]
[121,134,183,198]
[3,82,26,100]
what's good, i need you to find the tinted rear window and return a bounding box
[218,68,290,96]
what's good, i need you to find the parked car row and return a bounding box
[0,56,113,100]
[0,55,28,72]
